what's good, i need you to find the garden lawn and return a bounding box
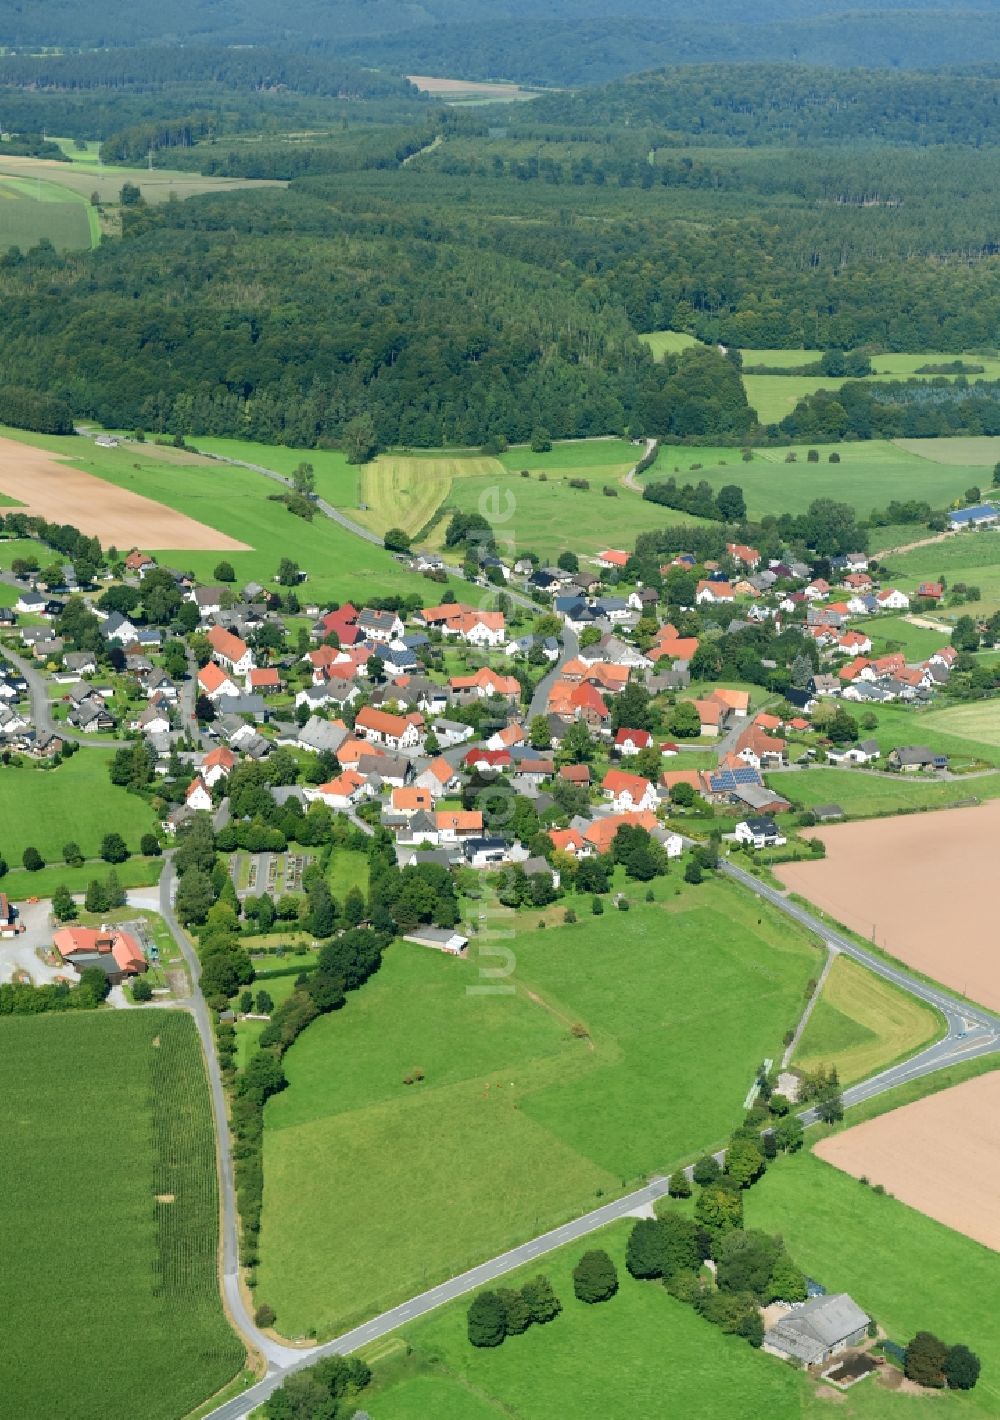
[255,879,820,1337]
[794,954,942,1085]
[640,441,983,522]
[368,1219,813,1420]
[0,1011,243,1419]
[747,1150,1000,1418]
[326,847,369,899]
[768,765,1000,817]
[0,751,158,865]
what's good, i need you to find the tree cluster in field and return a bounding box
[468,1274,563,1347]
[795,1064,845,1124]
[262,1354,372,1420]
[904,1331,980,1391]
[643,476,746,522]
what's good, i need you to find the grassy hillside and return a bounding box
[0,751,158,865]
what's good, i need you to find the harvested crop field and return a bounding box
[0,435,248,549]
[776,800,1000,1012]
[815,1070,1000,1252]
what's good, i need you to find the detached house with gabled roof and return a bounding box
[198,662,240,701]
[354,705,423,751]
[601,768,658,814]
[207,624,255,676]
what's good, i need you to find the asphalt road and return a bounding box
[0,642,99,746]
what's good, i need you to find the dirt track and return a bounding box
[816,1071,1000,1251]
[776,800,1000,1013]
[0,437,248,550]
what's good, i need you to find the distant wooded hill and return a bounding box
[3,1,1000,86]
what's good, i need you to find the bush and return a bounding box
[21,846,43,872]
[572,1249,618,1304]
[945,1343,981,1391]
[100,832,129,864]
[131,977,153,1002]
[667,1170,692,1198]
[140,833,161,857]
[254,1302,276,1329]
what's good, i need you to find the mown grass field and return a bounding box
[0,1011,243,1419]
[860,615,950,661]
[326,847,369,900]
[434,464,690,561]
[794,954,942,1085]
[181,435,360,508]
[641,440,985,521]
[370,1146,1000,1420]
[894,435,1000,466]
[768,765,1000,817]
[356,454,501,538]
[255,880,820,1337]
[0,854,162,904]
[837,701,1000,769]
[0,751,158,866]
[0,171,96,250]
[917,700,1000,752]
[747,1150,1000,1419]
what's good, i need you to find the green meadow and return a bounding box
[640,441,986,521]
[0,750,158,866]
[885,529,1000,618]
[255,881,820,1337]
[0,171,97,250]
[0,1011,243,1419]
[0,426,451,602]
[368,1142,1000,1420]
[768,765,1000,817]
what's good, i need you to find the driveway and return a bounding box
[0,900,68,984]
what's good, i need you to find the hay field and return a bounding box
[776,800,1000,1013]
[895,436,1000,466]
[0,172,96,250]
[815,1071,1000,1252]
[794,954,941,1085]
[0,434,248,549]
[356,454,502,538]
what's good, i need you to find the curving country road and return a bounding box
[719,858,1000,1118]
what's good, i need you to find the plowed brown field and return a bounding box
[0,436,248,550]
[776,800,1000,1012]
[816,1071,1000,1251]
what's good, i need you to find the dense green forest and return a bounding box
[2,54,1000,452]
[2,1,999,85]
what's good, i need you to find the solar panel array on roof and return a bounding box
[707,765,762,793]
